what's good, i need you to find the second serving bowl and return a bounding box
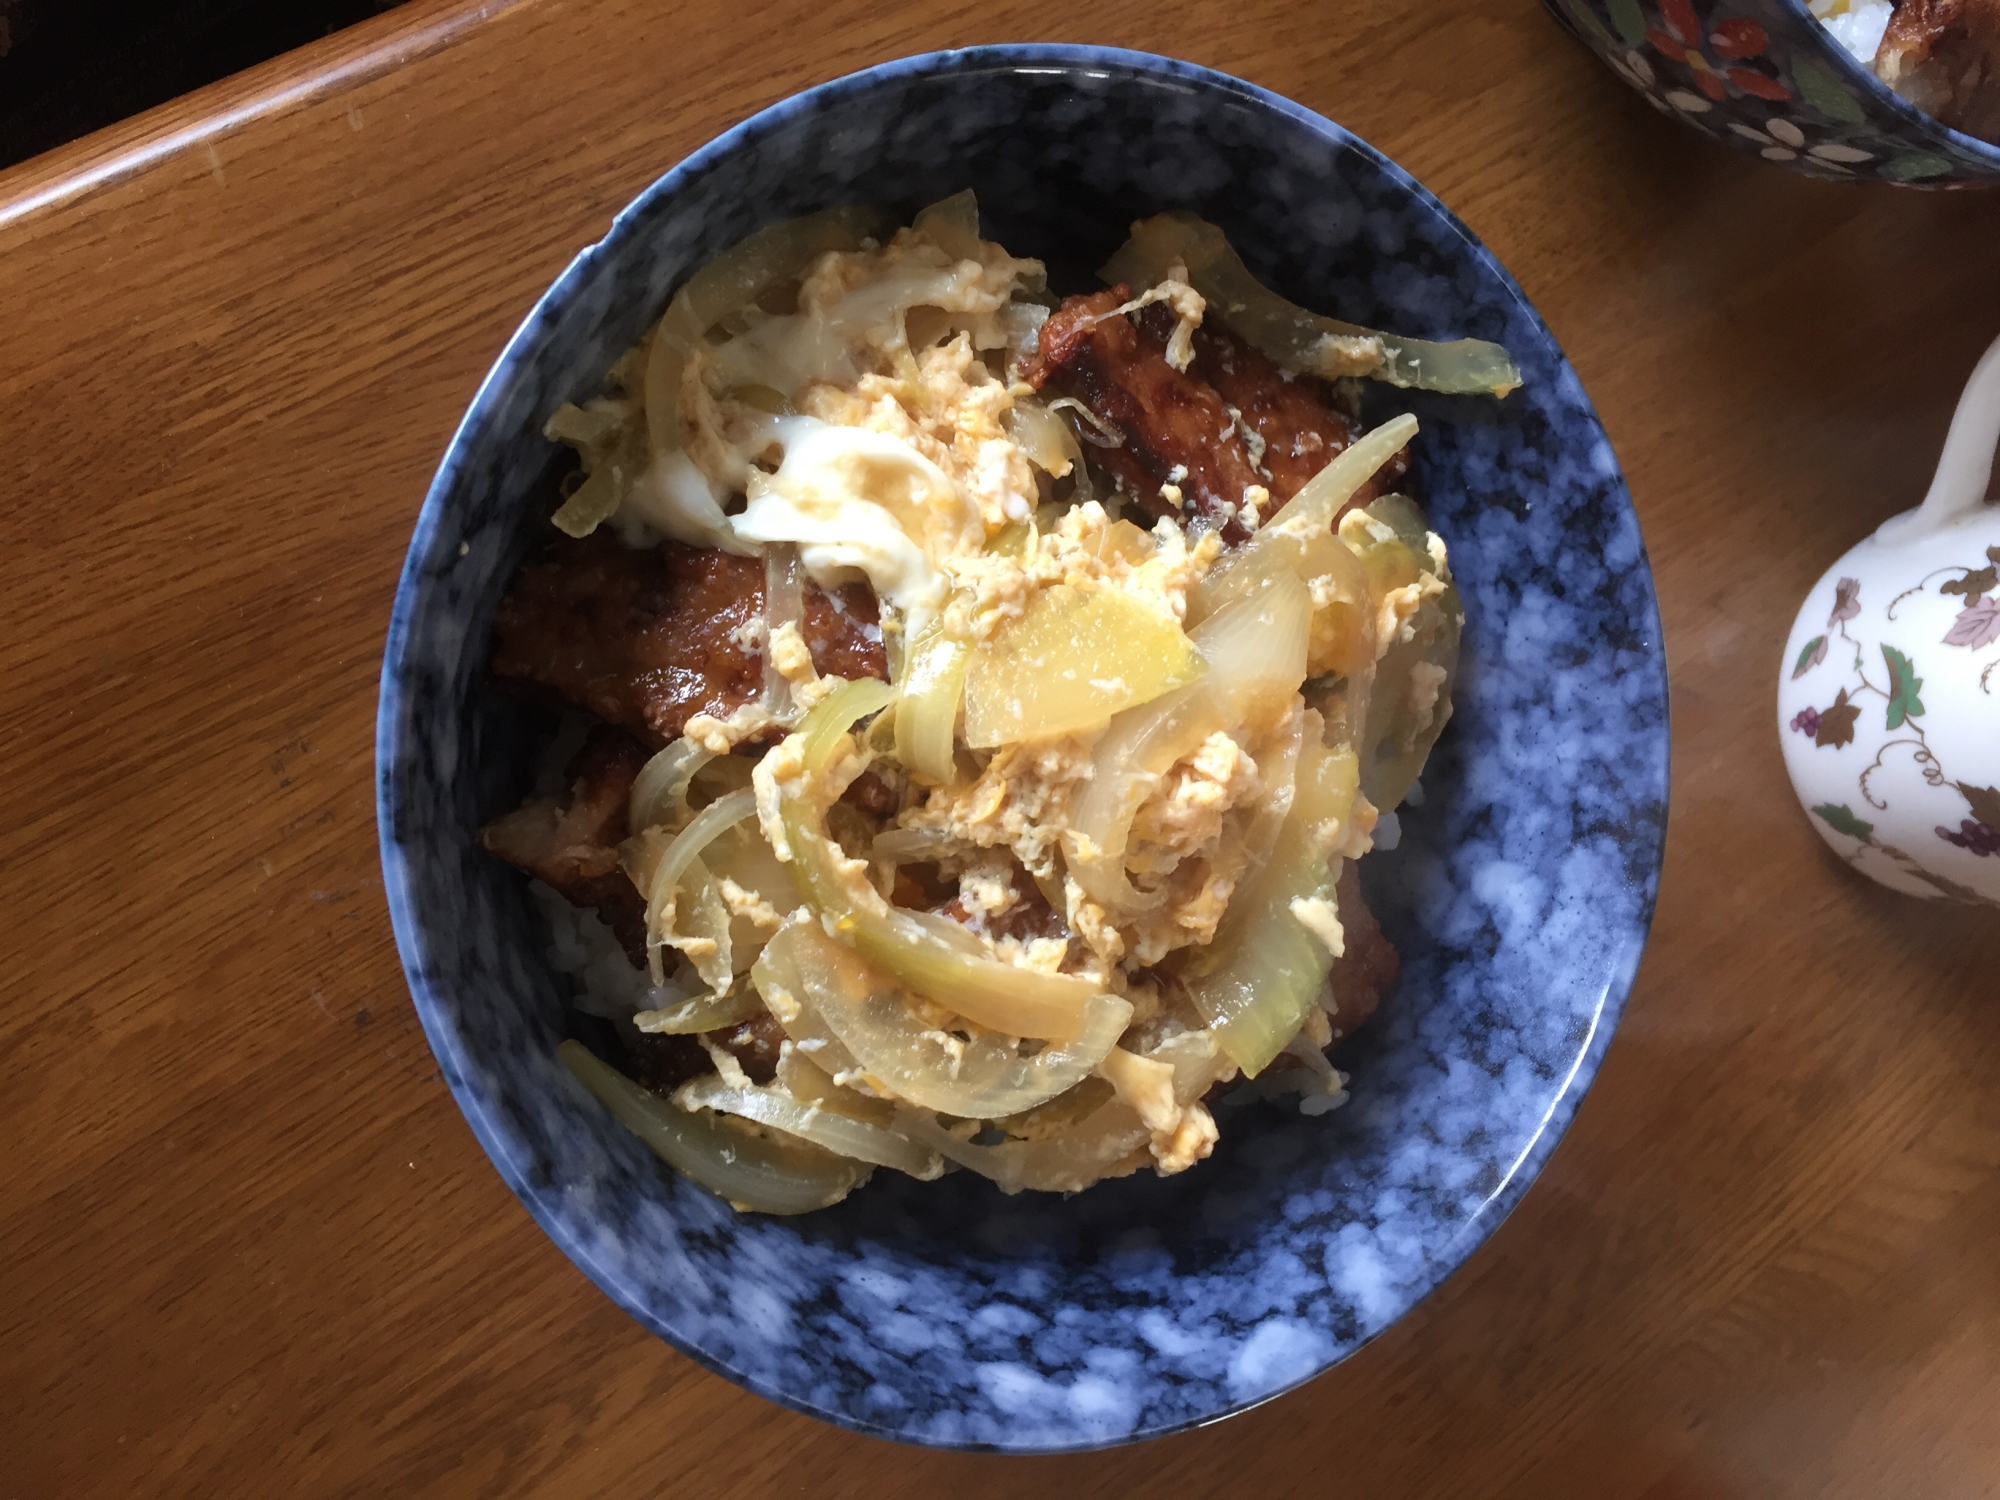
[1547,0,2000,186]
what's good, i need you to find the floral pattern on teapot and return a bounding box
[1778,333,2000,907]
[1786,553,2000,901]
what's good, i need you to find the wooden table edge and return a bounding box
[0,0,527,232]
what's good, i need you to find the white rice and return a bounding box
[1810,0,1894,66]
[528,879,692,1019]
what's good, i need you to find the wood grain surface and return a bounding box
[3,1,1997,1495]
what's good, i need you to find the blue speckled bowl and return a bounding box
[377,46,1669,1452]
[1546,0,2000,186]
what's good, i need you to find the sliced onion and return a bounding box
[550,453,625,538]
[1346,497,1463,810]
[1102,214,1522,397]
[1186,729,1360,1076]
[1147,1025,1238,1104]
[1305,537,1380,711]
[777,680,1105,1041]
[962,583,1207,749]
[677,1074,943,1178]
[775,1046,894,1123]
[752,917,1133,1119]
[655,792,759,993]
[642,206,877,460]
[626,788,758,994]
[1260,414,1420,548]
[1062,681,1219,914]
[702,821,804,970]
[892,617,970,784]
[787,807,1102,1040]
[543,392,650,540]
[629,737,715,834]
[558,1039,870,1214]
[694,754,756,797]
[986,519,1033,559]
[1000,302,1052,368]
[1192,485,1377,694]
[1183,570,1311,727]
[870,826,968,864]
[797,673,895,765]
[889,1102,1150,1195]
[911,189,983,262]
[649,788,758,899]
[544,401,624,452]
[634,983,764,1035]
[1006,401,1078,478]
[1237,703,1304,885]
[1047,395,1123,449]
[1065,574,1310,915]
[878,1025,1232,1194]
[652,855,732,993]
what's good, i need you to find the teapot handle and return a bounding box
[1877,332,2000,545]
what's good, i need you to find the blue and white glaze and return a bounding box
[377,48,1669,1452]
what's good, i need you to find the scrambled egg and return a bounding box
[945,500,1222,643]
[894,737,1087,886]
[693,221,1335,1008]
[620,208,1450,1185]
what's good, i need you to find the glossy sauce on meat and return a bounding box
[489,532,887,747]
[1878,0,2000,141]
[1175,311,1408,506]
[1022,286,1270,542]
[1024,291,1409,539]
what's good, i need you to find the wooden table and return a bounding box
[4,1,1997,1493]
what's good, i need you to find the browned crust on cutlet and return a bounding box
[1176,312,1410,507]
[1878,0,2000,141]
[489,533,887,748]
[1023,287,1269,543]
[1024,291,1410,539]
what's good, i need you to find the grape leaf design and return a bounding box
[1943,597,2000,650]
[1813,804,1875,841]
[1828,577,1861,626]
[1883,646,1925,728]
[1815,687,1859,748]
[1990,546,2000,567]
[1941,565,1997,600]
[1792,635,1828,679]
[1960,783,2000,829]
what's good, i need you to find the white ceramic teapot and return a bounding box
[1778,334,2000,907]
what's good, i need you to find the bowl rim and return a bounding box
[376,41,1668,1452]
[1777,0,2000,166]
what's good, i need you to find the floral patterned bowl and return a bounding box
[1544,0,2000,186]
